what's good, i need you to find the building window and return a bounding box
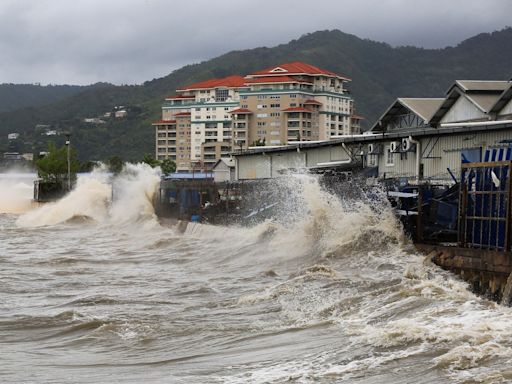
[215,89,229,101]
[386,147,394,166]
[290,94,297,98]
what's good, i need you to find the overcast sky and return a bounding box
[0,0,510,85]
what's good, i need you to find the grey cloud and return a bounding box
[0,0,510,85]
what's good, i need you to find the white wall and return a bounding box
[499,99,512,117]
[440,96,486,123]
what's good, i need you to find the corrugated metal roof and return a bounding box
[465,93,502,113]
[490,82,512,114]
[213,157,235,169]
[398,98,445,121]
[455,80,510,92]
[370,98,443,131]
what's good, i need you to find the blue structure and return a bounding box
[459,160,511,251]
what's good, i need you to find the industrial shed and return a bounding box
[233,79,512,183]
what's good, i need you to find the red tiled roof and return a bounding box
[244,75,312,84]
[165,95,195,100]
[177,75,246,91]
[230,108,253,114]
[248,62,350,80]
[175,112,191,117]
[282,107,313,112]
[303,99,322,105]
[152,120,176,125]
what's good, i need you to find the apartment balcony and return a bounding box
[204,155,217,160]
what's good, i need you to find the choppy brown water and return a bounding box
[2,167,512,383]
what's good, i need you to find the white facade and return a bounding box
[440,96,487,123]
[499,99,512,117]
[213,158,235,183]
[190,101,238,161]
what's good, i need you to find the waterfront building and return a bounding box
[233,62,359,149]
[153,75,245,172]
[153,62,361,172]
[232,79,512,182]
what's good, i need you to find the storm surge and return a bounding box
[15,163,161,228]
[0,172,35,214]
[3,172,512,383]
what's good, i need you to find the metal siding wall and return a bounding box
[377,141,416,179]
[271,152,306,177]
[422,130,512,180]
[237,128,512,181]
[376,130,512,181]
[305,146,351,167]
[237,156,271,180]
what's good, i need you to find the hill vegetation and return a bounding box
[0,83,112,113]
[1,28,511,161]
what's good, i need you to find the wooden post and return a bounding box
[458,175,467,248]
[416,187,423,242]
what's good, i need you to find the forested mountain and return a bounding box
[0,83,112,113]
[1,28,511,161]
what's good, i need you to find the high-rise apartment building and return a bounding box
[153,62,361,172]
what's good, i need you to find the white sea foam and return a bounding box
[0,173,36,214]
[16,163,160,228]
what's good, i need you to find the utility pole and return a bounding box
[65,133,71,191]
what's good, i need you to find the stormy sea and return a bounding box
[1,165,512,384]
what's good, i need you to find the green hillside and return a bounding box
[0,83,112,113]
[1,28,511,161]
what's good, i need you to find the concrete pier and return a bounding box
[417,244,512,303]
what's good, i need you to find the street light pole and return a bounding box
[65,133,71,191]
